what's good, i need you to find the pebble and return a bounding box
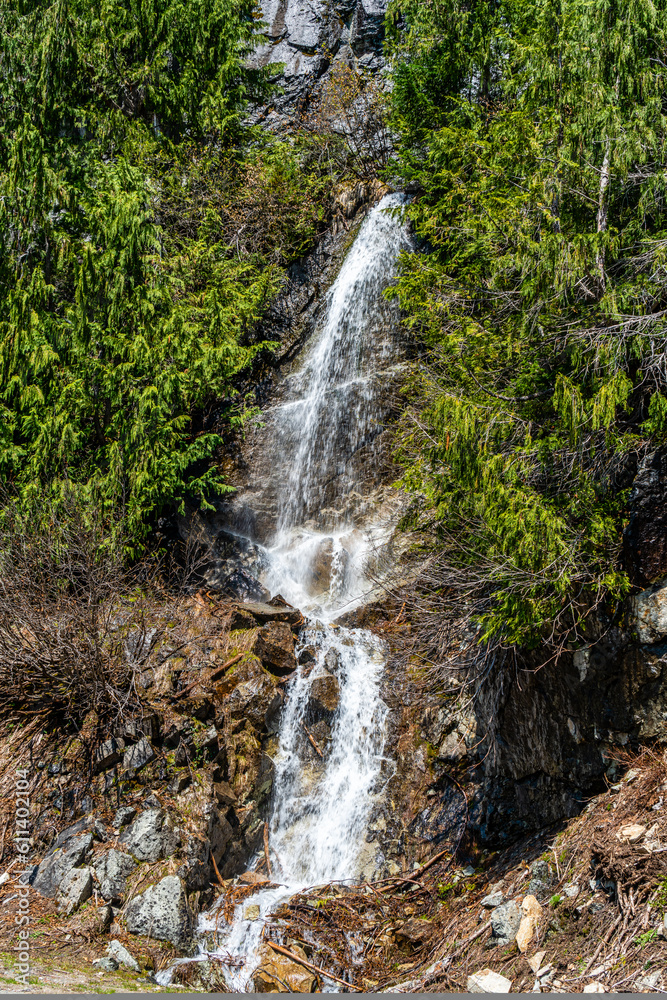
[583,983,606,993]
[528,952,546,975]
[467,969,513,993]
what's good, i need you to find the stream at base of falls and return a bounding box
[157,193,411,991]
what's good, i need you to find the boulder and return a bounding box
[227,667,281,730]
[490,900,521,944]
[112,806,136,829]
[467,968,513,993]
[122,737,156,773]
[94,738,125,773]
[57,866,93,914]
[92,849,137,900]
[526,859,553,901]
[516,895,542,952]
[528,951,547,974]
[119,809,177,863]
[51,817,91,851]
[213,781,238,807]
[308,670,340,715]
[237,600,302,627]
[253,621,298,675]
[480,891,504,909]
[125,875,192,949]
[119,713,160,743]
[31,832,93,898]
[252,942,315,993]
[93,957,118,972]
[107,939,140,972]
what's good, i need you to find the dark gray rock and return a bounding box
[57,866,93,914]
[119,809,177,863]
[113,806,136,829]
[93,957,119,972]
[50,817,90,852]
[490,901,521,943]
[94,738,125,773]
[31,832,93,898]
[169,773,191,794]
[122,737,155,773]
[527,859,553,901]
[124,875,192,949]
[92,849,137,900]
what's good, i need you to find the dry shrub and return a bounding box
[0,491,158,729]
[303,61,391,179]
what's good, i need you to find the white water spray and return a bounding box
[160,194,410,991]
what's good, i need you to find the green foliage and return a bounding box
[0,0,331,547]
[635,928,658,948]
[386,0,667,647]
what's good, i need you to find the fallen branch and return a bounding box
[211,852,225,889]
[379,848,449,893]
[266,941,363,991]
[173,652,244,699]
[302,722,324,758]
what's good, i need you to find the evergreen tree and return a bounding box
[387,0,667,648]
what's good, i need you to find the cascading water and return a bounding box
[160,193,410,991]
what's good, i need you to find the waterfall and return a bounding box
[160,193,410,991]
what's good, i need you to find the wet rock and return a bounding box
[516,895,542,952]
[119,809,178,863]
[122,736,155,773]
[490,900,521,943]
[244,903,261,920]
[92,849,137,900]
[624,447,667,584]
[253,942,315,993]
[107,939,140,972]
[31,832,93,898]
[324,647,342,674]
[254,621,298,675]
[467,968,513,992]
[94,738,125,773]
[125,875,192,949]
[308,669,340,714]
[298,645,316,665]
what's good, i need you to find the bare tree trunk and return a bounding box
[596,136,611,284]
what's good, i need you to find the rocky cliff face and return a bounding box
[248,0,389,118]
